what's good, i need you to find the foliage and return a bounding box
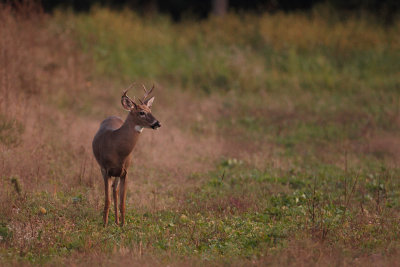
[67,8,400,95]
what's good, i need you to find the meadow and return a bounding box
[0,3,399,265]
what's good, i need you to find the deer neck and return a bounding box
[114,113,142,154]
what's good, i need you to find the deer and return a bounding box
[92,84,161,226]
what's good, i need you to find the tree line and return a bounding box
[6,0,400,22]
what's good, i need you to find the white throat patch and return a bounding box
[134,125,144,133]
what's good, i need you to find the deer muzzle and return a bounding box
[151,121,161,129]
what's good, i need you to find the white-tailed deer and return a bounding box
[92,85,161,226]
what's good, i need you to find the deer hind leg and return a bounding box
[102,169,111,227]
[119,170,127,226]
[112,177,120,225]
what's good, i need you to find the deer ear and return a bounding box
[145,96,155,108]
[121,96,136,111]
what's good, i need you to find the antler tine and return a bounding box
[141,84,154,102]
[125,82,135,92]
[122,90,134,102]
[122,83,137,102]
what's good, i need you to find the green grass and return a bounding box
[64,8,400,95]
[1,159,399,264]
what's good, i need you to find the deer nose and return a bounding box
[151,121,161,129]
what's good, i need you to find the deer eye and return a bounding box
[139,111,145,116]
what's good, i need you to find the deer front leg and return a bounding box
[102,169,111,227]
[112,177,120,225]
[119,171,127,226]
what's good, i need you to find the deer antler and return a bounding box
[122,90,135,103]
[141,84,154,103]
[124,83,135,92]
[122,83,154,105]
[122,83,137,102]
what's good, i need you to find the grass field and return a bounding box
[0,3,400,266]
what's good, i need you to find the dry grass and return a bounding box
[57,238,400,267]
[0,2,227,208]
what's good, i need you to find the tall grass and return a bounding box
[1,3,400,265]
[65,8,400,161]
[65,7,400,94]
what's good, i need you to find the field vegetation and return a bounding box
[0,2,399,265]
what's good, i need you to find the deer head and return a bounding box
[120,84,161,131]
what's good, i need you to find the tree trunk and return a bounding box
[212,0,228,16]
